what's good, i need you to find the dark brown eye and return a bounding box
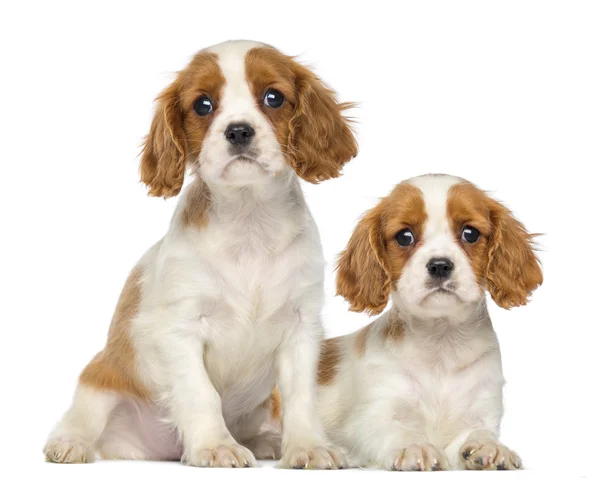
[193,95,213,116]
[461,226,480,243]
[263,89,284,108]
[395,229,415,247]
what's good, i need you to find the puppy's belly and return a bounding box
[99,367,274,461]
[99,399,182,460]
[221,366,276,425]
[205,328,280,426]
[202,304,296,418]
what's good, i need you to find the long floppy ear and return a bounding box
[287,62,358,183]
[485,197,543,309]
[336,206,391,315]
[140,79,187,198]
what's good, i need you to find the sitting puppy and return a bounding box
[317,174,542,470]
[44,40,356,468]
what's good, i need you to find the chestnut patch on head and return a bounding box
[177,52,227,162]
[140,52,225,198]
[337,183,427,315]
[245,48,297,155]
[245,47,358,183]
[447,182,543,309]
[383,184,428,282]
[447,183,493,286]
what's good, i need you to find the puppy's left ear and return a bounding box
[140,78,188,198]
[485,197,543,309]
[336,205,391,315]
[287,62,358,183]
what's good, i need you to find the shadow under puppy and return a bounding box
[44,40,357,468]
[316,174,542,470]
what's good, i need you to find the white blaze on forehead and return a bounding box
[404,174,464,239]
[204,39,268,56]
[204,40,268,120]
[205,40,267,79]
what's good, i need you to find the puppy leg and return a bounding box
[234,403,282,460]
[456,430,522,470]
[276,318,346,469]
[344,401,449,470]
[445,382,518,470]
[44,384,120,463]
[149,315,256,468]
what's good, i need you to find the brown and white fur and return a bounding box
[43,40,357,468]
[316,174,542,470]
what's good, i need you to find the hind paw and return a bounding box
[44,437,95,464]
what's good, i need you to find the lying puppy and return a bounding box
[317,174,542,470]
[44,40,356,468]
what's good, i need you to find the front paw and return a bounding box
[460,440,522,470]
[183,442,257,468]
[278,443,347,469]
[386,444,449,471]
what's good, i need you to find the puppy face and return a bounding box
[337,174,543,319]
[140,40,357,195]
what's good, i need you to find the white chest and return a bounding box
[156,209,323,401]
[202,250,303,377]
[380,345,503,447]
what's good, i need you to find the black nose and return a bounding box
[225,123,255,145]
[427,258,454,279]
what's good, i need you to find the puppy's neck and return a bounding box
[207,171,301,217]
[391,299,493,344]
[387,302,498,369]
[175,172,308,254]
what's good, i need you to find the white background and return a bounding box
[1,1,598,485]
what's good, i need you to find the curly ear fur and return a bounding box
[287,63,358,183]
[336,207,391,315]
[485,197,543,309]
[140,80,187,198]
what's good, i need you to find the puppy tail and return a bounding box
[268,387,282,425]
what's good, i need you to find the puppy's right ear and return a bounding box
[485,196,543,309]
[286,59,358,183]
[140,78,187,198]
[336,205,391,315]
